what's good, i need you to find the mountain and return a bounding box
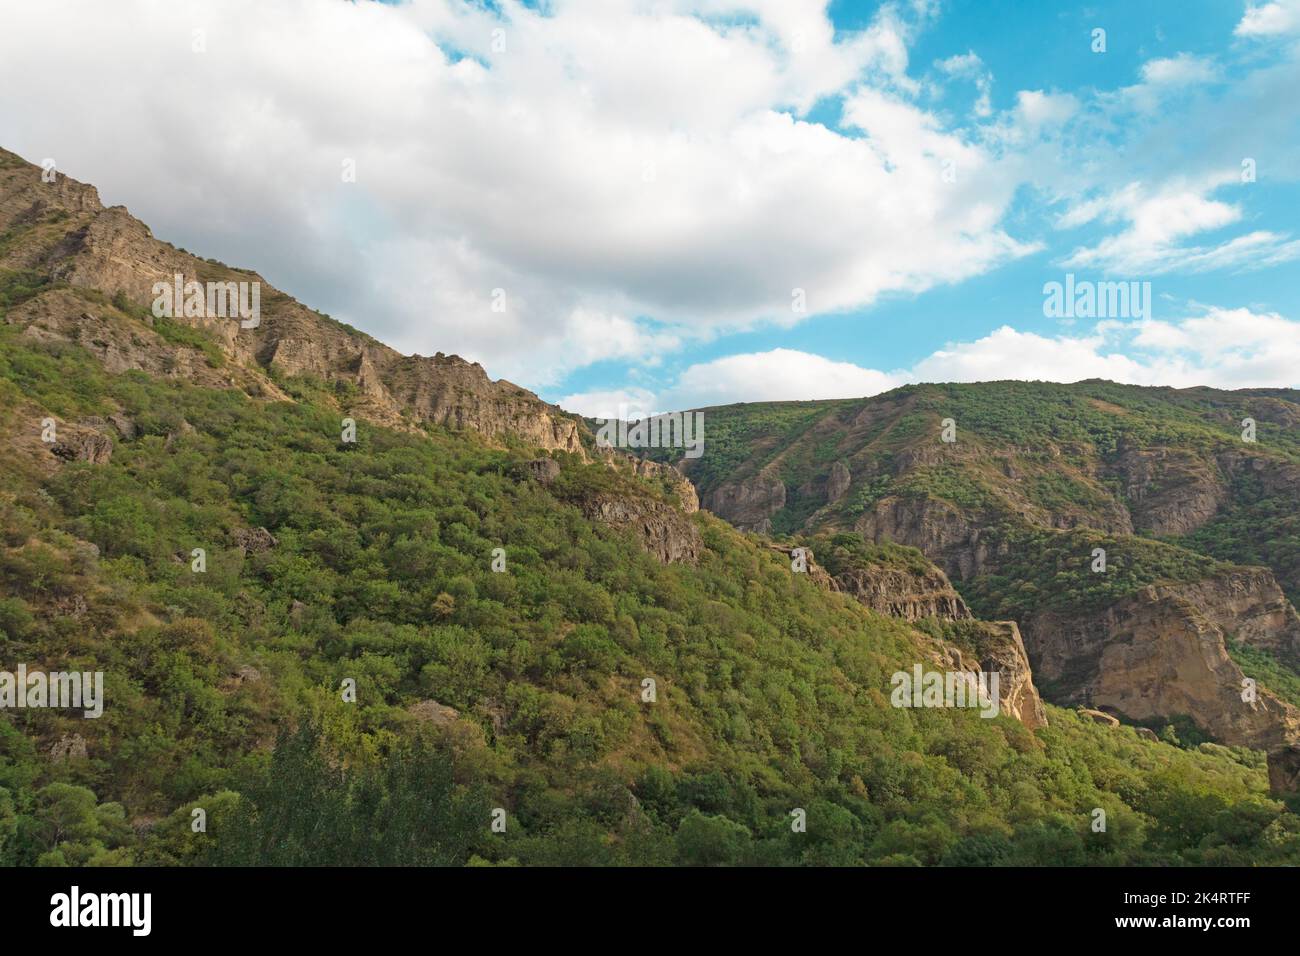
[640,382,1300,791]
[0,147,585,455]
[3,147,1300,867]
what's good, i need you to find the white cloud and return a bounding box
[1058,175,1300,275]
[557,386,660,420]
[936,50,992,117]
[665,348,907,410]
[1236,0,1300,37]
[0,0,1040,387]
[1139,53,1219,87]
[1116,53,1220,114]
[1013,90,1079,129]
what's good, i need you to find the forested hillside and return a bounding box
[642,381,1300,794]
[3,148,1300,867]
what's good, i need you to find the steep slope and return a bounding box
[649,382,1300,787]
[0,147,583,454]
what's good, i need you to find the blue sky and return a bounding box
[1,0,1298,414]
[541,0,1300,413]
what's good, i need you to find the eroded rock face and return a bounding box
[826,461,851,504]
[408,699,460,727]
[704,475,786,533]
[48,423,113,464]
[598,452,700,513]
[526,458,561,483]
[773,540,1046,730]
[1268,747,1300,795]
[923,621,1047,730]
[1021,582,1300,759]
[768,545,840,592]
[1108,446,1227,535]
[1160,568,1300,663]
[49,733,88,763]
[380,353,584,454]
[967,621,1048,731]
[834,562,972,622]
[582,494,702,564]
[854,496,994,580]
[626,458,700,514]
[1078,708,1120,727]
[107,413,136,440]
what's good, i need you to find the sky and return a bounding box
[1,0,1298,415]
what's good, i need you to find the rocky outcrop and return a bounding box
[233,527,278,555]
[1078,708,1120,727]
[967,621,1047,730]
[767,544,840,592]
[379,352,584,454]
[581,494,702,564]
[1021,582,1300,771]
[598,452,700,513]
[48,422,113,464]
[826,460,851,504]
[526,458,561,483]
[704,474,786,533]
[833,561,971,622]
[106,413,136,440]
[1268,747,1300,795]
[628,458,700,514]
[922,621,1047,730]
[1108,445,1227,535]
[1160,568,1300,663]
[0,148,584,456]
[772,539,1046,730]
[408,699,461,727]
[49,732,89,763]
[854,495,996,580]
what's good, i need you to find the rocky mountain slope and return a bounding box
[0,147,584,454]
[645,382,1300,789]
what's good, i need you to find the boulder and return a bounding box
[408,699,460,727]
[526,458,561,483]
[233,526,278,554]
[1078,708,1121,728]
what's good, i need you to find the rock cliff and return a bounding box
[703,474,786,533]
[1021,578,1300,755]
[0,148,583,455]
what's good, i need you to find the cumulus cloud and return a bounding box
[1236,0,1300,37]
[0,0,1041,387]
[936,51,992,117]
[1,0,1294,400]
[1138,53,1219,88]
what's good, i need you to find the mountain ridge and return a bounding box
[5,146,1300,866]
[0,146,585,456]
